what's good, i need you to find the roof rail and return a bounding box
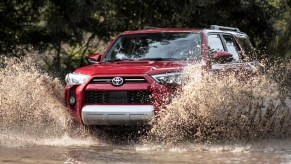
[143,26,158,30]
[210,25,240,32]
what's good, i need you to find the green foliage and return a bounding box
[271,0,291,59]
[110,0,284,48]
[0,1,45,55]
[0,0,290,72]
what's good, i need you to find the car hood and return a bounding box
[74,61,190,75]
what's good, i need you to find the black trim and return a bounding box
[69,85,78,108]
[85,90,153,104]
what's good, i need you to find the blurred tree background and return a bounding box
[0,0,290,75]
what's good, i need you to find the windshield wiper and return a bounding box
[138,58,179,61]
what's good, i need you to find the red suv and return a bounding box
[65,25,264,126]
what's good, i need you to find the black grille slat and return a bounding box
[85,91,152,104]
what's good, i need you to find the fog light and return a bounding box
[69,96,76,105]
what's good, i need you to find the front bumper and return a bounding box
[65,74,176,125]
[81,105,154,125]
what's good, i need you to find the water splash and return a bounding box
[0,55,96,146]
[1,55,291,148]
[147,64,291,145]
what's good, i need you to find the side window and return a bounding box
[222,35,240,62]
[238,36,254,57]
[208,34,225,52]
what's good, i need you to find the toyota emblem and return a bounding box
[111,77,124,86]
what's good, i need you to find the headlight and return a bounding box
[65,73,90,86]
[151,72,183,85]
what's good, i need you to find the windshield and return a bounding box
[103,32,202,62]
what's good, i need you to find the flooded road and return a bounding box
[1,139,291,163]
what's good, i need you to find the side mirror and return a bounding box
[213,51,233,63]
[87,53,101,64]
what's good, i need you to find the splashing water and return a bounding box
[147,64,291,145]
[1,54,291,149]
[0,55,98,147]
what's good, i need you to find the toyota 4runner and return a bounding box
[65,25,264,126]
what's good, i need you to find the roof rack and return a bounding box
[210,25,240,32]
[143,26,158,30]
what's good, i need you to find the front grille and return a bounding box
[90,77,147,84]
[85,91,152,104]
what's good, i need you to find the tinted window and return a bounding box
[238,37,254,56]
[222,34,241,62]
[208,34,224,52]
[104,33,202,62]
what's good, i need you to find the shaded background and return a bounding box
[0,0,290,76]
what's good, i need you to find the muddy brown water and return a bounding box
[0,137,291,163]
[1,56,291,163]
